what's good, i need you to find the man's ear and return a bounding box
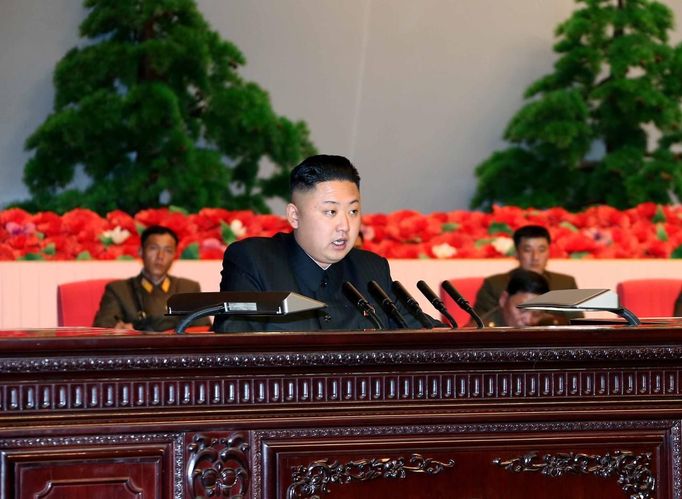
[499,291,509,308]
[286,203,300,229]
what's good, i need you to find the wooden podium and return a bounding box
[1,324,681,498]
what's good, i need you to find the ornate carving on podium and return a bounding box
[286,453,455,498]
[186,433,250,499]
[8,345,682,374]
[493,450,655,499]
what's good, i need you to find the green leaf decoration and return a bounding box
[99,235,113,248]
[169,205,188,215]
[43,242,56,256]
[672,244,682,259]
[76,251,92,260]
[488,222,512,235]
[116,255,135,260]
[569,251,589,259]
[656,223,669,242]
[652,205,667,223]
[20,252,44,260]
[181,242,200,260]
[559,221,579,232]
[442,222,459,233]
[220,220,237,245]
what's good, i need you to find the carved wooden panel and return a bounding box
[0,434,181,499]
[2,368,682,415]
[254,420,680,499]
[184,432,251,499]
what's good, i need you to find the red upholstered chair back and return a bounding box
[57,278,115,327]
[439,277,485,327]
[615,279,682,318]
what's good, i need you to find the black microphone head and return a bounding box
[342,281,364,304]
[441,280,467,307]
[392,280,410,297]
[416,280,440,304]
[417,280,457,328]
[368,280,389,301]
[343,281,384,330]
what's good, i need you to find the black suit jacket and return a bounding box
[214,232,434,332]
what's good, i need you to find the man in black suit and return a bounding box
[473,225,579,324]
[214,155,437,332]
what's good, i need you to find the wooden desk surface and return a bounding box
[1,325,681,498]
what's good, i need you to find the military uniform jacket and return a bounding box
[93,273,209,331]
[473,269,578,319]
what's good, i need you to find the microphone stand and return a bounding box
[368,280,409,329]
[416,280,458,328]
[441,280,484,328]
[392,281,433,329]
[343,282,385,330]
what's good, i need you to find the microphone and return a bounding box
[368,280,409,329]
[342,281,384,330]
[416,280,458,328]
[392,281,433,329]
[441,280,484,328]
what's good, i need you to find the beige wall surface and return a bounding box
[1,1,681,214]
[2,258,681,328]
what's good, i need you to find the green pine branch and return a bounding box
[14,0,315,215]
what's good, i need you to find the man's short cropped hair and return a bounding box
[290,155,361,196]
[512,225,551,248]
[141,225,179,247]
[506,268,550,296]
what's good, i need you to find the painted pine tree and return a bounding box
[20,0,315,214]
[472,0,682,210]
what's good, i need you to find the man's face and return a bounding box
[499,291,545,328]
[141,233,177,281]
[516,237,550,273]
[287,180,361,268]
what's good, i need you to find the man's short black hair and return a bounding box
[290,155,360,196]
[513,225,551,248]
[506,268,550,296]
[141,225,179,247]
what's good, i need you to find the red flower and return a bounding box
[0,243,16,260]
[134,208,194,240]
[106,210,137,233]
[32,211,63,237]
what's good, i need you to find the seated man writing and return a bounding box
[478,268,552,328]
[474,225,579,324]
[214,154,439,332]
[93,225,210,331]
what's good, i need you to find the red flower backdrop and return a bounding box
[0,203,681,261]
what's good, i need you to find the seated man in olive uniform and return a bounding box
[474,225,579,324]
[478,268,552,328]
[93,225,210,331]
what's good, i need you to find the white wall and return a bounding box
[1,0,681,214]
